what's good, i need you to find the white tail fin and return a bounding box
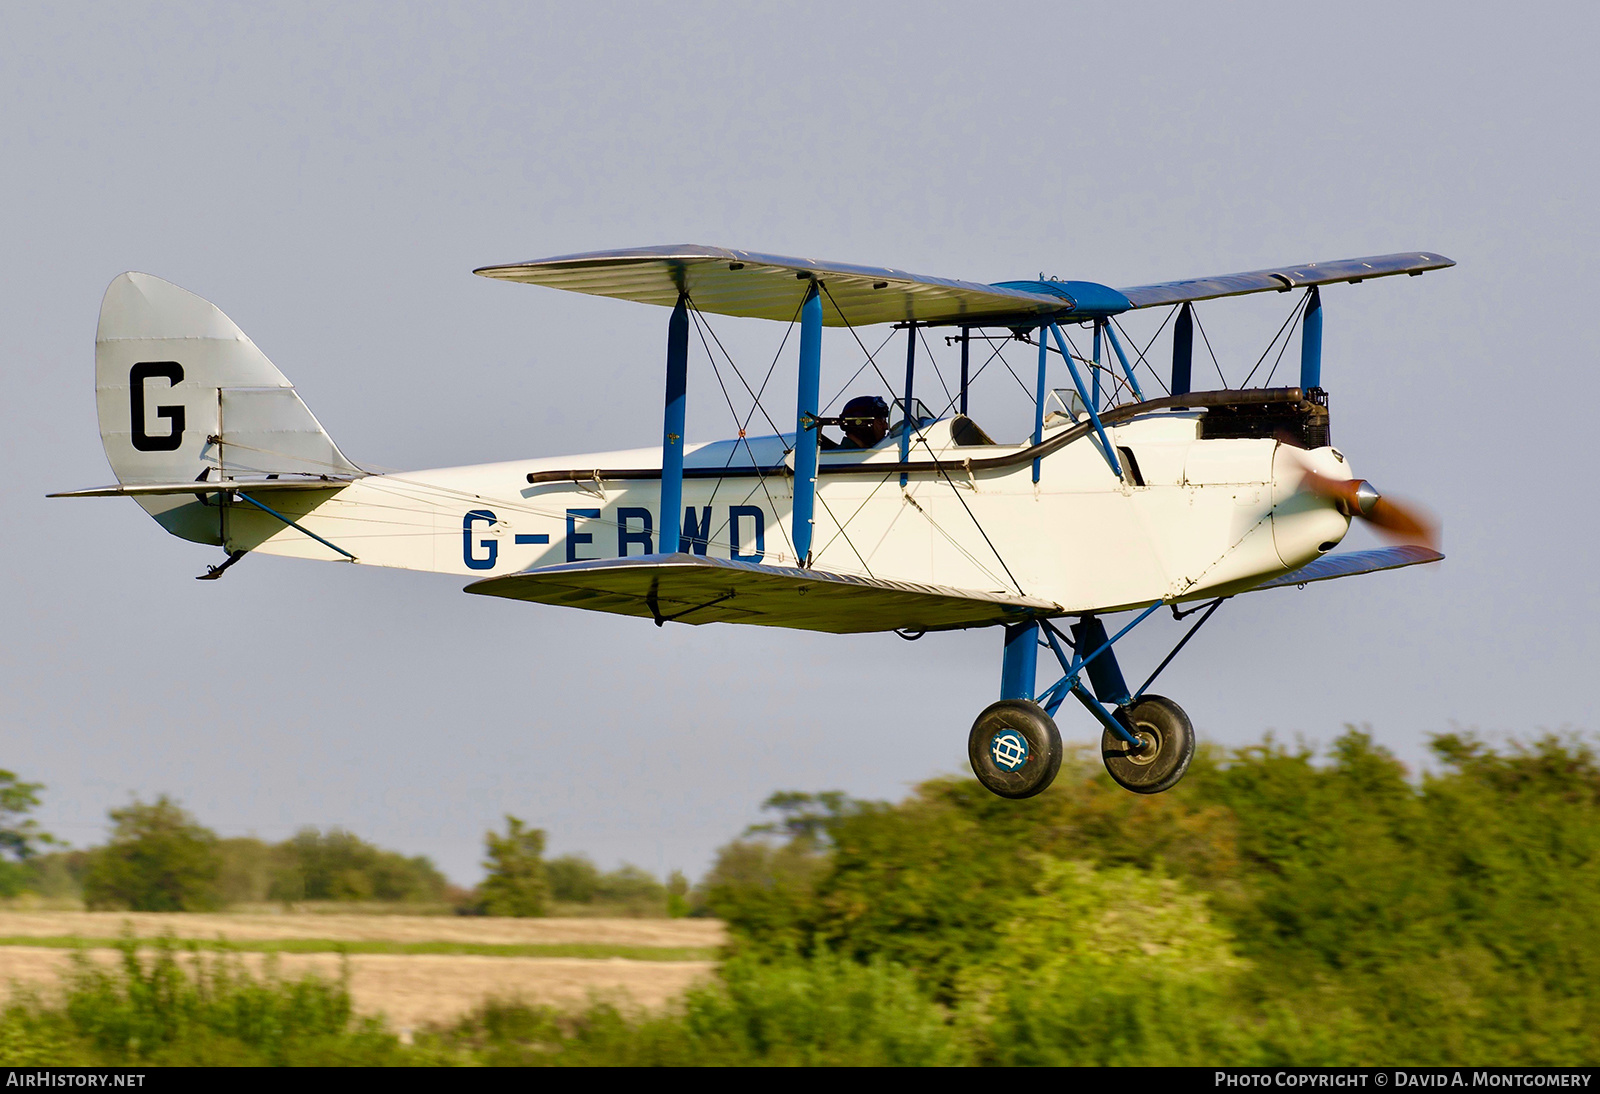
[95,272,358,544]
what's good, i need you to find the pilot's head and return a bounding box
[841,395,890,448]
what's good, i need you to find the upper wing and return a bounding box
[476,245,1453,326]
[1118,252,1454,309]
[464,553,1058,634]
[474,244,1075,327]
[1248,545,1443,591]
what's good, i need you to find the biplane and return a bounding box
[54,246,1450,799]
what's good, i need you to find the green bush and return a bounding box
[0,935,404,1066]
[425,954,963,1066]
[686,953,963,1065]
[954,859,1255,1065]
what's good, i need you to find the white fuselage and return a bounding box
[219,408,1352,616]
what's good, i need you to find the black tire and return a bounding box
[969,700,1063,799]
[1101,694,1195,795]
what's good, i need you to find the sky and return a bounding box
[3,2,1596,884]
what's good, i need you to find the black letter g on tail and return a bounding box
[130,361,185,451]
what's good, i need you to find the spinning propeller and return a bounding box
[1294,460,1438,550]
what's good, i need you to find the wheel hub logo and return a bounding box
[990,730,1028,771]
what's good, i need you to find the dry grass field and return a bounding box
[0,912,725,1031]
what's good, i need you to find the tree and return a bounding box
[478,816,548,917]
[745,791,864,846]
[0,769,55,897]
[83,796,221,912]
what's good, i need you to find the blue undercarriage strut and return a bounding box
[995,598,1231,747]
[999,598,1230,747]
[1035,604,1162,746]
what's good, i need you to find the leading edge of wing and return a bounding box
[472,244,1074,327]
[1118,252,1455,309]
[1248,545,1444,592]
[463,553,1058,634]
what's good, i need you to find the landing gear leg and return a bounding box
[1058,615,1198,795]
[969,621,1062,799]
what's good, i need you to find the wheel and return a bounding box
[1101,694,1195,795]
[969,700,1063,799]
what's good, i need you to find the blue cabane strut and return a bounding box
[1100,320,1146,403]
[1091,322,1102,412]
[1047,324,1122,479]
[1031,327,1048,483]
